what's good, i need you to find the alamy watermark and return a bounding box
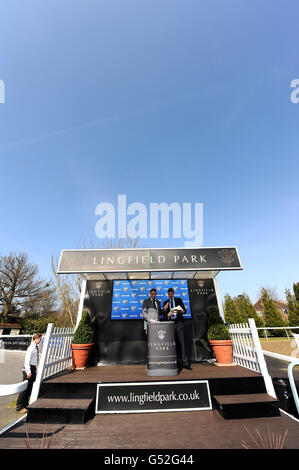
[0,79,5,103]
[290,79,299,104]
[95,194,203,247]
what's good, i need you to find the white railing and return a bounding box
[288,361,299,416]
[228,318,276,397]
[293,334,299,351]
[0,381,28,397]
[256,326,299,341]
[30,323,74,403]
[260,334,299,418]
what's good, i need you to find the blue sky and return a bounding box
[0,0,298,303]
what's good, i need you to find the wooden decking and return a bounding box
[0,409,298,449]
[42,363,261,384]
[1,364,299,449]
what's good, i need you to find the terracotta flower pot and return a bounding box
[209,340,233,364]
[71,343,94,369]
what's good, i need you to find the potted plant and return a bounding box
[71,311,94,369]
[207,306,233,364]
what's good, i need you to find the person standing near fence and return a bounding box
[16,333,42,413]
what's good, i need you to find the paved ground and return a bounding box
[261,338,299,358]
[265,356,299,381]
[0,351,25,430]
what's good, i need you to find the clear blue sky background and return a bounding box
[0,0,298,303]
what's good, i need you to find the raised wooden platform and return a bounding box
[1,364,299,449]
[41,363,263,383]
[24,364,279,423]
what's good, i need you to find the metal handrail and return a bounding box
[288,361,299,416]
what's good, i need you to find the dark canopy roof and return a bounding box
[57,247,242,280]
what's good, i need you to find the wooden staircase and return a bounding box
[213,393,280,419]
[25,365,281,424]
[27,398,95,424]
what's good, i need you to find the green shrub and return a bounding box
[208,306,224,328]
[207,305,231,340]
[21,317,49,334]
[208,323,231,340]
[72,311,94,344]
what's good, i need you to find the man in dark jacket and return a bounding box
[163,287,192,370]
[142,288,162,333]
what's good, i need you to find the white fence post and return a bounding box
[30,323,54,404]
[213,278,225,322]
[75,279,87,329]
[248,318,276,398]
[288,361,299,416]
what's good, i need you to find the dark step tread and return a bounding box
[213,393,279,405]
[28,398,93,410]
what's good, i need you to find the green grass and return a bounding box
[7,399,17,408]
[260,337,293,342]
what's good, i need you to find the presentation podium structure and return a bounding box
[146,321,178,376]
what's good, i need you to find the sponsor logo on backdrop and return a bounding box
[111,279,191,320]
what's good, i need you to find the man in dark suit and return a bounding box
[142,288,162,333]
[163,287,192,370]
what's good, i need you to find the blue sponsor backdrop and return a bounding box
[111,280,191,320]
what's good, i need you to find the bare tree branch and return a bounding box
[0,252,54,317]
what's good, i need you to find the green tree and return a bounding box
[261,288,287,337]
[286,284,299,327]
[293,282,299,302]
[237,293,264,328]
[224,294,243,324]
